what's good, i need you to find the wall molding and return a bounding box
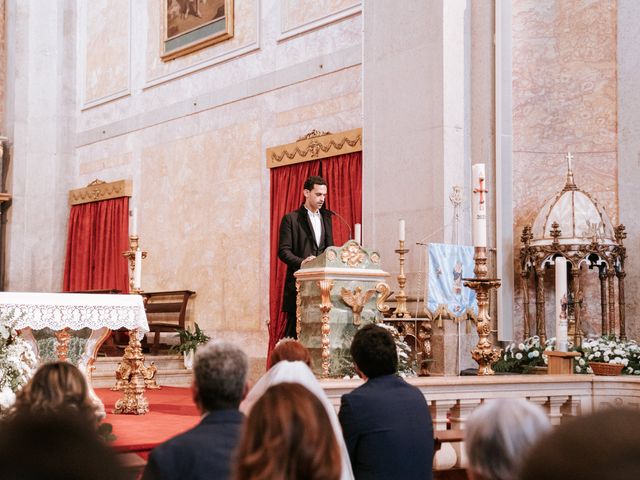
[77,0,132,111]
[278,2,361,42]
[144,0,260,89]
[75,44,362,147]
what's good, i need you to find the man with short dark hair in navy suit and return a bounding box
[339,324,434,480]
[142,341,249,480]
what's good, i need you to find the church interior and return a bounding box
[1,0,640,478]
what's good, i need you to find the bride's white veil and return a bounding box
[240,360,355,480]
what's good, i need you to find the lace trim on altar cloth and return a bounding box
[0,293,149,333]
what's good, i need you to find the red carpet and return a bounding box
[97,387,200,456]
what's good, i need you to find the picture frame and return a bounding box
[162,0,234,61]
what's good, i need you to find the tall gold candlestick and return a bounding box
[392,240,411,319]
[122,235,147,294]
[463,246,502,375]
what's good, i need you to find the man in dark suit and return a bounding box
[339,324,434,480]
[278,175,334,338]
[142,341,249,480]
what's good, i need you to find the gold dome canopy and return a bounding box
[530,168,615,247]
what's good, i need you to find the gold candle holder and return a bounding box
[122,235,147,294]
[391,240,411,319]
[463,246,502,375]
[113,329,150,415]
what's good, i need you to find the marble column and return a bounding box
[4,0,76,292]
[618,0,640,340]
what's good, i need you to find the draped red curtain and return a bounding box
[321,152,362,246]
[63,197,130,293]
[268,151,362,358]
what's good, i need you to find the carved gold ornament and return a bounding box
[375,282,391,314]
[340,242,366,268]
[295,281,302,338]
[340,287,377,326]
[267,128,362,168]
[112,329,152,414]
[69,179,132,206]
[317,280,334,378]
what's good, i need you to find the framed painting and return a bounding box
[162,0,234,61]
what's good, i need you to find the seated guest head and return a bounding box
[193,340,249,413]
[269,338,312,368]
[0,413,126,480]
[520,408,640,480]
[350,323,397,379]
[234,382,341,480]
[465,398,551,480]
[11,361,97,423]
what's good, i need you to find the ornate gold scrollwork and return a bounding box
[375,282,391,314]
[267,128,362,168]
[69,179,132,206]
[113,329,151,414]
[340,242,366,268]
[317,280,334,378]
[340,286,376,326]
[295,281,302,338]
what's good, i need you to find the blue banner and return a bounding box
[427,243,477,317]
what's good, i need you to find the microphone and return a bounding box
[324,209,353,242]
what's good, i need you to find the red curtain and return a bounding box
[268,151,362,358]
[63,197,130,293]
[321,152,363,246]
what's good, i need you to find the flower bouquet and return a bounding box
[0,310,37,414]
[580,337,637,375]
[494,336,555,374]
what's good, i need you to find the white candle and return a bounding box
[130,208,138,236]
[555,256,568,351]
[134,249,142,289]
[398,219,406,242]
[472,164,487,247]
[354,223,362,245]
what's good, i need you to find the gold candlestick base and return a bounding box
[113,329,151,415]
[463,247,502,376]
[392,241,412,319]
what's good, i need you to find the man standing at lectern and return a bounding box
[278,175,334,339]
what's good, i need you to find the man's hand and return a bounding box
[301,255,316,266]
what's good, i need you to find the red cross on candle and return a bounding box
[473,177,488,210]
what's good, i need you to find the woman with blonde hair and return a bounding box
[235,382,341,480]
[10,361,98,424]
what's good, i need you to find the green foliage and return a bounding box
[169,323,211,354]
[493,336,553,374]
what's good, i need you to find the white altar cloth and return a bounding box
[0,292,149,334]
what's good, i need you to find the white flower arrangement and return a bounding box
[578,337,640,375]
[0,310,37,414]
[495,336,554,373]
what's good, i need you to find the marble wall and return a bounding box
[0,1,6,132]
[4,0,362,370]
[512,0,619,339]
